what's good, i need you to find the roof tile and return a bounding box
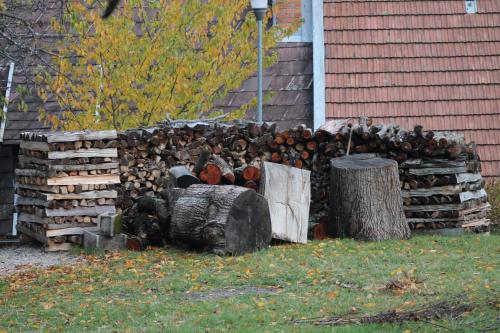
[325,1,500,176]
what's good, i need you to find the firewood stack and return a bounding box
[400,155,490,233]
[115,117,491,243]
[310,119,491,234]
[15,130,121,251]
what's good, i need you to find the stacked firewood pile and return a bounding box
[400,154,490,232]
[116,117,490,244]
[15,118,490,250]
[15,131,121,251]
[313,119,490,234]
[116,121,288,209]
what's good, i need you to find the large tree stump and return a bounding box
[170,184,272,255]
[328,155,410,241]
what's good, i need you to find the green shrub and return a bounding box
[486,180,500,226]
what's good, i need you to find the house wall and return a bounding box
[0,145,16,236]
[276,0,303,27]
[323,0,500,178]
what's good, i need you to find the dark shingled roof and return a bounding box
[324,0,500,178]
[214,42,313,129]
[1,43,313,144]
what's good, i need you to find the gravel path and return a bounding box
[0,244,83,276]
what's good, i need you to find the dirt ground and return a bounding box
[0,244,83,276]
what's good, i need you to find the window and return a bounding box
[465,0,477,14]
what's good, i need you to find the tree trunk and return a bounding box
[328,155,410,241]
[170,184,271,255]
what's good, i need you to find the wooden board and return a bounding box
[18,213,51,224]
[46,130,117,143]
[408,166,468,176]
[461,202,491,215]
[404,202,474,213]
[45,205,116,217]
[401,185,462,197]
[16,183,60,193]
[45,222,97,230]
[15,169,49,177]
[459,189,487,203]
[461,219,490,228]
[260,162,310,244]
[46,226,98,237]
[18,155,52,166]
[47,174,120,186]
[48,148,118,160]
[20,141,50,152]
[404,201,490,214]
[402,159,466,168]
[16,223,47,244]
[45,242,73,252]
[317,119,350,135]
[406,211,488,224]
[456,173,482,184]
[44,190,117,201]
[18,155,119,168]
[50,162,119,172]
[412,228,464,237]
[16,196,50,207]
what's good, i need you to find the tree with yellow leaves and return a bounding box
[37,0,295,131]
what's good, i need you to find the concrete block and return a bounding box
[83,230,127,251]
[97,212,122,237]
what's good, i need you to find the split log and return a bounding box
[328,155,410,241]
[260,162,310,244]
[168,165,201,188]
[170,184,272,255]
[211,155,235,184]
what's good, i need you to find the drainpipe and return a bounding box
[312,1,325,130]
[0,62,15,143]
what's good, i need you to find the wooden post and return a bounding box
[328,155,410,241]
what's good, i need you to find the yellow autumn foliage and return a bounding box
[37,0,295,130]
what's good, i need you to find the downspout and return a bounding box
[0,62,15,143]
[312,0,325,130]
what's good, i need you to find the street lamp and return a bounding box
[251,0,267,123]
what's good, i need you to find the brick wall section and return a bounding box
[275,0,302,27]
[323,0,500,178]
[0,145,16,235]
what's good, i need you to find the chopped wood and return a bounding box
[46,174,120,186]
[260,162,310,244]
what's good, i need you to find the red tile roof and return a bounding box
[324,0,500,177]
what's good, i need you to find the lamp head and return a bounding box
[250,0,268,10]
[251,0,267,20]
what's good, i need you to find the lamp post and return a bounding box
[251,0,267,123]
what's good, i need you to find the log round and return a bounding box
[170,184,272,255]
[328,155,411,241]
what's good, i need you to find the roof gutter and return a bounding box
[0,62,15,143]
[312,0,326,130]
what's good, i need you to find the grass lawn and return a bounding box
[1,235,499,332]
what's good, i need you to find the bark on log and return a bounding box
[328,155,410,241]
[168,165,201,188]
[170,184,271,255]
